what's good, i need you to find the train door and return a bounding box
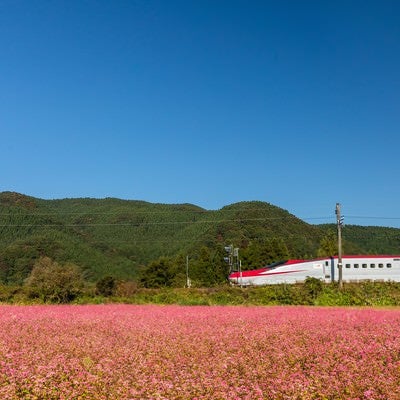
[322,258,334,283]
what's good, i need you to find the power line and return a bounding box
[2,228,399,242]
[2,202,400,222]
[2,216,400,228]
[0,207,293,216]
[0,216,335,227]
[346,215,400,220]
[1,211,400,221]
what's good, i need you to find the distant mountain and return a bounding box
[1,192,399,284]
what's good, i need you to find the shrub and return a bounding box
[95,276,116,296]
[24,257,84,303]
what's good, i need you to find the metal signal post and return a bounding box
[224,244,234,273]
[225,244,242,286]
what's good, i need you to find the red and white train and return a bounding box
[228,255,400,286]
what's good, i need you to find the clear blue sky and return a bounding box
[1,1,400,227]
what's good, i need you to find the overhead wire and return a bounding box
[1,204,400,225]
[1,219,400,228]
[0,218,336,227]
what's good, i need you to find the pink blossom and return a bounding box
[0,305,399,399]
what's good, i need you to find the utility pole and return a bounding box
[335,203,344,289]
[233,247,241,287]
[185,255,191,288]
[239,259,243,288]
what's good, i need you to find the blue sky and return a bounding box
[1,0,400,227]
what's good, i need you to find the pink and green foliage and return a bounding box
[0,305,400,399]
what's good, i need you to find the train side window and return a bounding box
[354,264,359,268]
[362,264,367,268]
[387,263,392,268]
[378,263,384,268]
[345,264,351,268]
[370,263,375,268]
[325,261,329,266]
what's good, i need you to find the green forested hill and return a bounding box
[318,224,400,255]
[1,192,399,286]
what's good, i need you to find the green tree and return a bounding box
[24,256,84,303]
[140,257,176,288]
[190,246,227,286]
[96,276,116,296]
[317,231,337,257]
[170,253,188,288]
[241,238,290,270]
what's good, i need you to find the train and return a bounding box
[228,255,400,286]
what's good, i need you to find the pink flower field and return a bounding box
[0,305,400,399]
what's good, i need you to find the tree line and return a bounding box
[1,232,339,304]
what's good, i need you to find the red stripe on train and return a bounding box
[229,269,307,279]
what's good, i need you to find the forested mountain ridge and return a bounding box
[318,224,400,255]
[1,192,399,286]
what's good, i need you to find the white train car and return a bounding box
[228,255,400,286]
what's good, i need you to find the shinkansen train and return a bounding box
[228,255,400,286]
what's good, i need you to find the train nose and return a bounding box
[228,272,238,283]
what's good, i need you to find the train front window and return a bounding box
[265,260,288,270]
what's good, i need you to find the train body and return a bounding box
[228,255,400,286]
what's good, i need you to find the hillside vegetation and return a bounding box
[1,192,399,293]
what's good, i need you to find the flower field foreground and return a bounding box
[1,306,400,399]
